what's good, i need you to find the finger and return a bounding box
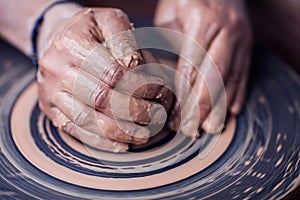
[52,91,150,145]
[87,47,166,103]
[53,9,171,104]
[175,15,220,102]
[141,50,171,85]
[141,50,175,112]
[169,18,220,132]
[231,56,250,115]
[140,50,177,130]
[230,23,252,115]
[52,9,103,63]
[154,0,176,27]
[230,26,252,115]
[180,30,236,137]
[63,42,170,103]
[130,127,172,151]
[93,8,143,68]
[116,50,172,105]
[58,39,170,102]
[202,41,248,133]
[61,128,128,153]
[227,35,251,115]
[52,9,165,101]
[59,69,166,125]
[46,107,129,152]
[202,37,252,132]
[201,79,235,134]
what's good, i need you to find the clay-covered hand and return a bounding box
[155,0,252,136]
[37,6,173,152]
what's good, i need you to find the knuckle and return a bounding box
[93,84,110,109]
[53,28,80,52]
[38,64,51,80]
[198,98,211,112]
[185,8,203,27]
[38,49,71,81]
[106,8,128,19]
[62,121,77,135]
[37,66,46,80]
[52,35,68,51]
[229,11,239,27]
[73,109,90,126]
[228,10,242,28]
[100,62,125,87]
[38,49,63,78]
[38,52,52,75]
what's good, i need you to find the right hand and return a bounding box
[155,0,252,136]
[37,7,173,152]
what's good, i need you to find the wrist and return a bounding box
[37,3,82,59]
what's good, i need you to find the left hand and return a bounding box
[36,6,173,152]
[155,0,253,136]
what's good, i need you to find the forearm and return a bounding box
[0,0,81,56]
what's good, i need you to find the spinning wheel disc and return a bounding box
[0,43,299,199]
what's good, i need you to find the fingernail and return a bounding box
[129,126,150,144]
[202,119,224,134]
[231,103,241,115]
[149,104,167,125]
[181,118,200,138]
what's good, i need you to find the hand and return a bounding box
[155,0,252,136]
[37,6,173,152]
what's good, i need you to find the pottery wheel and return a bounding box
[0,42,299,199]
